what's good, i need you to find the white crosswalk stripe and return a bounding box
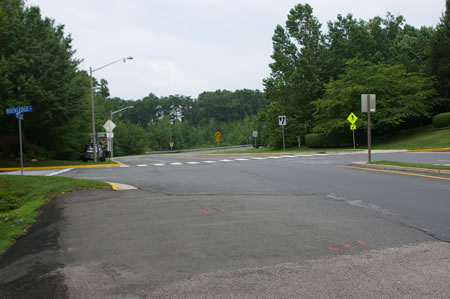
[186,162,200,165]
[203,161,217,164]
[137,164,148,167]
[153,163,165,166]
[251,157,267,160]
[220,159,233,162]
[171,162,183,166]
[234,158,249,161]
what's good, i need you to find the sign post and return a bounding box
[361,94,376,162]
[253,130,258,148]
[215,131,221,148]
[6,106,33,175]
[347,112,358,150]
[278,115,286,151]
[103,120,116,159]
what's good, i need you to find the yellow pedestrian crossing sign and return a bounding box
[347,112,358,124]
[350,124,356,130]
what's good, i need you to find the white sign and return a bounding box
[103,120,116,132]
[278,115,286,126]
[361,94,376,112]
[253,131,258,137]
[90,132,106,138]
[106,132,114,138]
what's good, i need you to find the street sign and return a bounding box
[253,131,258,137]
[278,115,286,126]
[90,132,106,138]
[6,105,33,115]
[216,136,220,142]
[103,120,116,132]
[347,112,358,124]
[16,113,24,120]
[361,94,376,112]
[350,124,356,130]
[215,131,221,137]
[169,142,174,147]
[106,132,114,138]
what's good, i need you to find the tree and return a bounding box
[312,60,437,136]
[0,0,89,159]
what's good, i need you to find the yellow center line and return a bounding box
[340,165,450,181]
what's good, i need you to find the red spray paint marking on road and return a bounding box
[214,207,225,212]
[356,241,367,246]
[328,247,339,251]
[344,244,352,248]
[200,209,210,214]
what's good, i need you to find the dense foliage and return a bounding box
[1,1,449,159]
[432,112,450,128]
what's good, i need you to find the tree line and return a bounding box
[261,2,450,148]
[1,0,449,160]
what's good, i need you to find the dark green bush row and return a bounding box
[305,133,353,148]
[432,112,450,128]
[0,190,21,212]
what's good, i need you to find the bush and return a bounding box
[305,133,353,148]
[432,112,450,128]
[0,190,21,212]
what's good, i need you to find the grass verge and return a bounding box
[0,159,118,168]
[212,147,363,154]
[369,160,450,170]
[0,176,109,254]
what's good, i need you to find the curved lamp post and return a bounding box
[90,56,133,161]
[110,105,134,158]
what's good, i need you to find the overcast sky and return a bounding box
[28,0,445,100]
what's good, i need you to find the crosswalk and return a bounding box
[120,153,338,168]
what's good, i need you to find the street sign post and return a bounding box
[347,112,358,150]
[6,106,33,175]
[253,131,258,148]
[361,94,376,162]
[215,131,221,145]
[103,120,116,158]
[278,116,286,151]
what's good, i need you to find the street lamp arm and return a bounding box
[92,56,133,73]
[112,106,134,116]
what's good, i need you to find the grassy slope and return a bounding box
[0,159,117,168]
[372,126,450,150]
[0,176,109,254]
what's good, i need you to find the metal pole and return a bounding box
[18,118,23,176]
[352,130,356,150]
[110,112,114,159]
[90,67,97,162]
[254,137,257,149]
[367,95,372,162]
[282,126,286,151]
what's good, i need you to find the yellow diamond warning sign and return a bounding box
[347,112,358,124]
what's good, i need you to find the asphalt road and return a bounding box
[1,151,449,298]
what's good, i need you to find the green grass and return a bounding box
[369,160,450,170]
[0,159,117,168]
[212,147,363,154]
[0,176,109,254]
[371,126,450,150]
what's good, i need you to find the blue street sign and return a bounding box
[6,105,33,115]
[16,113,24,120]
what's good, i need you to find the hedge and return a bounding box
[432,112,450,128]
[305,133,353,148]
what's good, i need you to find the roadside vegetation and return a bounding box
[0,1,449,159]
[0,176,109,254]
[0,159,118,168]
[369,161,450,170]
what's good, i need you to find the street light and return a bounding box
[110,105,134,158]
[90,56,133,161]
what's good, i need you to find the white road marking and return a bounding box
[251,157,267,160]
[281,155,297,158]
[153,163,165,166]
[220,159,233,162]
[137,164,148,167]
[234,158,249,161]
[46,168,74,176]
[120,165,130,167]
[203,161,217,163]
[171,162,183,166]
[267,156,282,159]
[186,162,201,165]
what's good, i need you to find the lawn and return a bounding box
[0,159,117,168]
[369,160,450,170]
[0,176,109,254]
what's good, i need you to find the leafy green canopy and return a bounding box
[0,0,89,159]
[312,60,437,136]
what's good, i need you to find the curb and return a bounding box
[0,164,120,172]
[408,147,450,152]
[351,161,450,175]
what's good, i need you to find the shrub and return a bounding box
[432,112,450,128]
[0,190,21,212]
[305,133,328,147]
[305,133,353,148]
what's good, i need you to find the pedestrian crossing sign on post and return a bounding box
[350,124,356,130]
[347,112,358,124]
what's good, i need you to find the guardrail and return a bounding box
[145,144,253,155]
